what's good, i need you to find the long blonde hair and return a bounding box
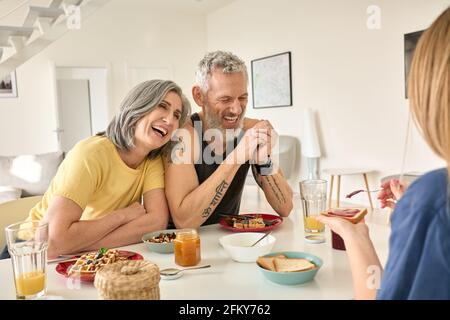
[408,7,450,176]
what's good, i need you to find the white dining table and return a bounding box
[0,186,391,300]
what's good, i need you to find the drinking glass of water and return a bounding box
[5,220,48,299]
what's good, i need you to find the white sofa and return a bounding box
[0,151,63,248]
[0,151,63,204]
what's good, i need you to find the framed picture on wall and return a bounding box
[251,51,292,109]
[0,71,18,98]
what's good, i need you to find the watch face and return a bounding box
[259,165,273,176]
[255,160,273,175]
[257,159,272,167]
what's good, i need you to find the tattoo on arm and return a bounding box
[252,166,286,205]
[251,165,264,189]
[201,180,230,218]
[264,175,287,204]
[167,138,186,164]
[271,176,287,203]
[201,207,212,218]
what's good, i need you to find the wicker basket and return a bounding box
[94,260,160,300]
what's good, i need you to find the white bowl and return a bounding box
[219,232,276,263]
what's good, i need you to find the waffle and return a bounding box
[68,248,124,276]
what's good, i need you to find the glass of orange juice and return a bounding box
[5,220,48,299]
[174,229,201,267]
[300,179,327,244]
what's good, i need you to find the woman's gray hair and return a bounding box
[102,79,191,159]
[195,50,248,94]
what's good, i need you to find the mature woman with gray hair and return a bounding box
[10,80,191,259]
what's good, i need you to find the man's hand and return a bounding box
[377,179,407,209]
[254,120,278,165]
[231,120,276,165]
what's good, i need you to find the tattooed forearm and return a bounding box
[202,207,212,218]
[264,175,287,204]
[265,176,283,203]
[253,166,286,204]
[201,180,230,218]
[212,180,228,205]
[271,176,287,203]
[251,165,264,189]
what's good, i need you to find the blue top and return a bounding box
[377,168,450,299]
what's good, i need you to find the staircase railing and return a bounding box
[0,0,110,78]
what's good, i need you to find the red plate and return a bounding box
[55,250,143,282]
[219,213,283,232]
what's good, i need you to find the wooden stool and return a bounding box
[322,168,374,209]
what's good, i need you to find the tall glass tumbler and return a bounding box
[300,179,327,243]
[5,220,48,299]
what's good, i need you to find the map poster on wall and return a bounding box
[251,52,292,109]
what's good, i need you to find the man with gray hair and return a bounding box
[164,51,293,228]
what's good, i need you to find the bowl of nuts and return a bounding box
[142,229,177,254]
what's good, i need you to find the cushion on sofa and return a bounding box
[0,151,64,197]
[0,186,22,204]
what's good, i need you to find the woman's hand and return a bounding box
[377,179,407,209]
[316,214,381,300]
[117,202,146,223]
[316,215,370,241]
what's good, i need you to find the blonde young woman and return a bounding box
[0,80,190,259]
[318,7,450,299]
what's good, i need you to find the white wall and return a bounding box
[206,0,449,206]
[0,0,205,155]
[1,0,448,208]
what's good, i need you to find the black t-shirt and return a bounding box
[190,113,250,225]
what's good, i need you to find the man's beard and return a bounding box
[204,103,245,143]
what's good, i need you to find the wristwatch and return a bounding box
[254,158,273,176]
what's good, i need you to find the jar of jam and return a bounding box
[331,231,346,250]
[174,229,201,267]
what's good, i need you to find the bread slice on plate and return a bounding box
[321,207,368,224]
[273,258,316,272]
[257,254,286,271]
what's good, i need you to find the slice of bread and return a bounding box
[322,207,368,224]
[257,254,286,271]
[273,258,316,272]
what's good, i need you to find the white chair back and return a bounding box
[274,135,299,179]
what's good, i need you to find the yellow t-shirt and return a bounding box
[29,136,164,221]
